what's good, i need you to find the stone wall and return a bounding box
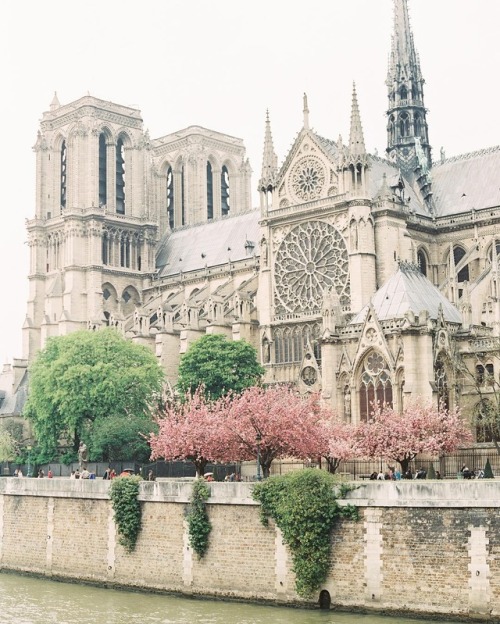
[0,478,499,620]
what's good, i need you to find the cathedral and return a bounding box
[3,0,500,439]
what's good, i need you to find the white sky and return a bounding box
[1,0,499,363]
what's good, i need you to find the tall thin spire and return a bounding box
[303,93,310,131]
[348,83,366,157]
[386,0,432,207]
[258,110,278,194]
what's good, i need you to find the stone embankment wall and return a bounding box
[0,478,498,620]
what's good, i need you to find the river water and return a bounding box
[0,572,463,624]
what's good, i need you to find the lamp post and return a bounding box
[256,432,262,481]
[27,445,32,478]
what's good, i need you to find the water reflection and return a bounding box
[0,572,462,624]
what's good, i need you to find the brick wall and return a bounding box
[0,479,498,620]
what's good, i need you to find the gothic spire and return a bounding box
[348,83,366,157]
[387,0,422,87]
[386,0,432,205]
[258,110,278,193]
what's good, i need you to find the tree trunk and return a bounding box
[326,457,340,474]
[194,459,207,478]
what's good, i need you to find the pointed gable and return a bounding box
[351,262,462,324]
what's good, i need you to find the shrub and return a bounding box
[109,476,142,552]
[252,469,358,597]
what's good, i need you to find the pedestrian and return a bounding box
[38,469,44,478]
[47,469,53,479]
[147,470,155,481]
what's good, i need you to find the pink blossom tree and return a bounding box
[226,385,324,478]
[149,388,237,477]
[318,416,362,474]
[358,400,473,473]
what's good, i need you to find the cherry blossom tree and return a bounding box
[226,385,324,478]
[357,400,473,473]
[318,416,361,474]
[149,388,236,477]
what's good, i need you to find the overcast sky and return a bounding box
[1,0,499,363]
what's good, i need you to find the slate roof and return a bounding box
[0,370,28,417]
[156,210,261,277]
[431,146,500,217]
[351,262,462,325]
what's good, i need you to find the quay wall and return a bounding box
[0,478,499,620]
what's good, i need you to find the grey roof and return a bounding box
[351,262,462,325]
[431,146,500,217]
[156,210,261,277]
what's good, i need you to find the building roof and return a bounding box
[431,146,500,217]
[351,262,462,324]
[156,210,261,278]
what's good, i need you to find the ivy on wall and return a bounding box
[186,479,212,558]
[252,469,358,597]
[109,476,142,553]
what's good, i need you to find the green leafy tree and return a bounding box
[24,328,164,460]
[0,425,18,461]
[88,414,157,463]
[177,334,264,399]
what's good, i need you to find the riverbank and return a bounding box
[0,479,497,620]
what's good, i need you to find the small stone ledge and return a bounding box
[340,480,500,508]
[3,478,500,508]
[0,478,258,505]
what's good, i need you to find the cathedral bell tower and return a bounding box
[24,94,157,360]
[386,0,433,207]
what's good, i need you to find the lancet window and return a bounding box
[166,167,174,229]
[272,322,321,366]
[116,138,126,214]
[221,165,230,216]
[99,133,107,207]
[207,162,214,220]
[60,140,67,211]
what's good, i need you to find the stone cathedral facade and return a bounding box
[4,0,500,438]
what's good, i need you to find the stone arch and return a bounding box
[417,246,430,277]
[120,285,141,317]
[102,282,119,320]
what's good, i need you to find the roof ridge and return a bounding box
[432,145,500,167]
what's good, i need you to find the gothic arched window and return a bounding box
[417,249,428,276]
[399,112,410,137]
[116,138,126,214]
[453,245,469,282]
[99,133,107,207]
[359,352,393,422]
[60,140,67,211]
[221,165,230,216]
[207,162,214,220]
[166,166,174,229]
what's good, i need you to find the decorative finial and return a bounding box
[303,92,310,130]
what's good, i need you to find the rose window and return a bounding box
[291,157,325,201]
[274,221,350,315]
[366,352,385,375]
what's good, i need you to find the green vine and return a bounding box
[109,476,142,553]
[187,479,212,558]
[252,469,358,597]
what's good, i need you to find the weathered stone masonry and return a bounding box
[0,479,499,620]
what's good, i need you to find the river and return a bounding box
[0,571,464,624]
